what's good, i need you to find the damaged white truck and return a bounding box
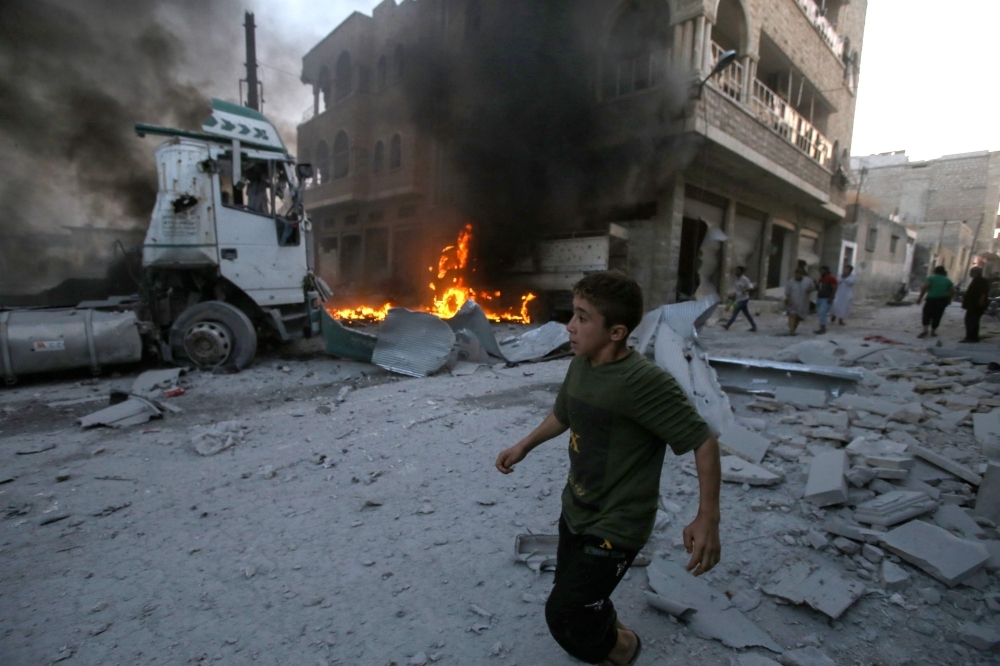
[0,99,327,383]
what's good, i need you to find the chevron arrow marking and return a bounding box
[238,124,250,135]
[220,119,235,131]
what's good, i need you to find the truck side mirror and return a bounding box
[296,163,314,180]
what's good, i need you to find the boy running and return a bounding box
[495,271,722,665]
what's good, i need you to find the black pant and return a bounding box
[922,297,949,329]
[965,307,985,342]
[545,515,638,663]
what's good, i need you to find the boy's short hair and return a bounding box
[572,270,643,334]
[933,265,947,276]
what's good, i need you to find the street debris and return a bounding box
[498,321,569,364]
[372,308,456,378]
[878,520,990,586]
[130,368,182,397]
[191,421,250,456]
[646,558,783,652]
[78,395,162,428]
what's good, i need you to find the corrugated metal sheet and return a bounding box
[446,300,507,361]
[372,308,455,378]
[499,321,569,363]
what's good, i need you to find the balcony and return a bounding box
[793,0,845,59]
[709,43,834,170]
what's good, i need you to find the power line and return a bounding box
[257,60,301,79]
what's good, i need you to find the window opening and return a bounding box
[333,131,350,179]
[390,134,402,169]
[315,141,329,184]
[335,51,353,102]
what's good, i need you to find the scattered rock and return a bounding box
[957,622,1000,651]
[880,520,990,587]
[880,561,910,591]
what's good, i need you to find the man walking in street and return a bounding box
[784,266,816,335]
[495,271,721,666]
[961,266,990,343]
[829,264,856,325]
[814,265,838,334]
[722,265,757,332]
[917,266,954,338]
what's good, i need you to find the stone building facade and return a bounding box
[840,205,916,299]
[851,150,1000,281]
[298,0,868,307]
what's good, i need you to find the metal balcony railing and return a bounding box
[710,42,744,102]
[793,0,845,59]
[749,78,834,168]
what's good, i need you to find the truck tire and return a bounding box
[170,301,257,370]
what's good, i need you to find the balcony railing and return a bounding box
[710,42,744,102]
[794,0,845,59]
[749,78,834,168]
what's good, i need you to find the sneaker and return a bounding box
[749,327,758,332]
[917,331,928,339]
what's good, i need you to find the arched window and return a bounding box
[377,55,387,91]
[315,141,329,184]
[317,66,331,110]
[333,131,350,179]
[335,51,353,102]
[389,134,402,170]
[394,44,405,80]
[603,1,672,99]
[373,140,385,173]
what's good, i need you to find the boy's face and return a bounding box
[566,296,627,359]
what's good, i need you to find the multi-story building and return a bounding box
[851,150,1000,281]
[298,0,868,307]
[839,205,916,299]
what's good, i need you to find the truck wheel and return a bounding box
[170,301,257,370]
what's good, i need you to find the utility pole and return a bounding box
[244,12,260,112]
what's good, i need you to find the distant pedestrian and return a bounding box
[814,265,838,334]
[722,266,757,332]
[784,266,816,335]
[961,267,990,343]
[916,266,954,338]
[829,264,856,325]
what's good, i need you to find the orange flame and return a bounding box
[327,224,534,324]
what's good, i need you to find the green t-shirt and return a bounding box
[553,350,711,550]
[925,274,953,299]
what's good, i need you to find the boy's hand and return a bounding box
[495,444,527,474]
[683,514,721,576]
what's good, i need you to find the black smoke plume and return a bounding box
[403,0,691,278]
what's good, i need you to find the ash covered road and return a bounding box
[2,304,1000,665]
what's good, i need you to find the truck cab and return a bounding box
[137,99,324,369]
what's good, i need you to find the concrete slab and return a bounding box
[879,520,990,587]
[871,468,908,480]
[973,409,1000,459]
[762,560,866,619]
[775,386,827,408]
[846,437,908,457]
[853,490,938,526]
[957,623,1000,651]
[804,450,849,507]
[944,394,980,411]
[814,411,849,430]
[646,558,783,653]
[900,475,942,501]
[810,427,851,443]
[933,504,986,540]
[733,655,782,666]
[880,560,910,591]
[824,520,883,544]
[888,403,924,424]
[983,540,1000,573]
[973,462,1000,523]
[719,422,772,466]
[846,466,876,488]
[834,395,900,417]
[909,445,982,486]
[720,456,783,486]
[864,455,915,470]
[776,648,838,666]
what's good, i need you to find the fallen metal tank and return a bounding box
[0,308,143,383]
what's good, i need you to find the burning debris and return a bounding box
[328,224,536,324]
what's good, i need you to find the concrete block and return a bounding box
[824,520,883,544]
[846,466,876,488]
[776,647,837,666]
[854,490,938,527]
[814,411,849,430]
[973,409,1000,459]
[804,530,829,550]
[982,540,1000,573]
[804,450,849,507]
[975,461,1000,523]
[900,475,941,501]
[944,394,980,411]
[810,427,851,443]
[762,560,866,619]
[937,409,970,425]
[872,468,908,480]
[833,537,859,555]
[880,560,910,591]
[720,455,783,486]
[862,544,885,564]
[775,386,827,408]
[835,394,901,416]
[864,455,915,470]
[961,568,991,590]
[879,520,990,587]
[719,422,771,466]
[888,403,924,424]
[846,437,908,457]
[933,504,986,540]
[909,445,982,486]
[957,623,1000,651]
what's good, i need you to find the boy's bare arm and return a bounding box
[495,413,568,474]
[683,435,722,576]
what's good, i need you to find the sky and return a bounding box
[850,0,1000,161]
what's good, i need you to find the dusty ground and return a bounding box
[1,300,998,665]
